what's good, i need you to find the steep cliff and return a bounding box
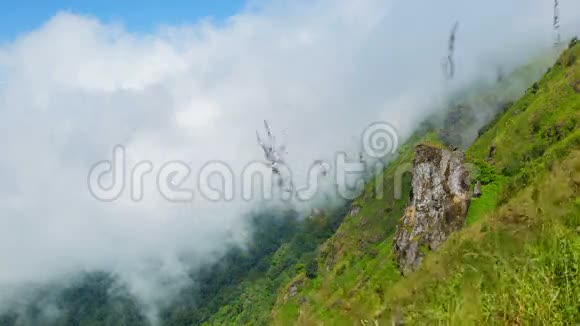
[393,144,471,274]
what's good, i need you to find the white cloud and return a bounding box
[175,96,222,129]
[0,0,578,315]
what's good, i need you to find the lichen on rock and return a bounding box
[393,143,471,275]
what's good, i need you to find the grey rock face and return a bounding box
[393,144,471,275]
[473,181,482,198]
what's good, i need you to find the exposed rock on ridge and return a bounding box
[393,144,471,275]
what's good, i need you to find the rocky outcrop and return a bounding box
[571,81,580,93]
[284,276,305,301]
[393,144,471,275]
[487,144,496,160]
[473,181,482,198]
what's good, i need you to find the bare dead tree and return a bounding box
[443,22,459,80]
[554,0,561,46]
[256,120,286,174]
[256,120,293,193]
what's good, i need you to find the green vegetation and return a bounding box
[376,151,580,324]
[2,40,578,326]
[0,207,349,326]
[161,207,349,325]
[270,41,580,325]
[0,272,146,326]
[465,179,501,226]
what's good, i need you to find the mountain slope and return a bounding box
[270,40,580,325]
[1,39,577,326]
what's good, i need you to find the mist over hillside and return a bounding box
[0,0,579,322]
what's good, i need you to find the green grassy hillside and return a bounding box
[2,40,577,326]
[270,40,580,325]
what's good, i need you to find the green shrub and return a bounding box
[473,160,496,185]
[306,259,318,279]
[295,263,306,275]
[569,36,579,49]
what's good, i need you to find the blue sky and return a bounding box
[0,0,247,41]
